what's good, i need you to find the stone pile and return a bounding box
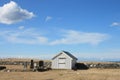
[87,63,120,69]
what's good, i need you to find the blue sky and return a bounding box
[0,0,120,61]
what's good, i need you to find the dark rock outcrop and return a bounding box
[0,66,6,70]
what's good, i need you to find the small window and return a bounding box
[59,58,66,59]
[58,58,66,63]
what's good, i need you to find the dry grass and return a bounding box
[0,65,120,80]
[0,58,51,62]
[1,65,23,70]
[0,59,120,80]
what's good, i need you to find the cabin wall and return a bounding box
[52,53,73,69]
[72,59,77,69]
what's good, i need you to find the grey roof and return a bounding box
[52,51,78,60]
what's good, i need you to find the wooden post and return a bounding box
[30,60,34,69]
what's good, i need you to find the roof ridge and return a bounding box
[52,51,77,60]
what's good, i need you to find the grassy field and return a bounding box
[0,59,120,80]
[0,65,120,80]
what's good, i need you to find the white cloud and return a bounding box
[50,30,109,45]
[0,1,35,24]
[111,22,120,26]
[45,16,52,22]
[18,26,24,30]
[0,28,48,44]
[0,28,109,45]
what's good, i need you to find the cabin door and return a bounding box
[58,58,66,69]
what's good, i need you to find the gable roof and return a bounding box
[52,51,78,60]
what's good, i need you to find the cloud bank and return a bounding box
[0,28,109,45]
[50,30,109,45]
[0,1,35,24]
[0,28,48,44]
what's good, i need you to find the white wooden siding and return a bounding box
[52,52,77,69]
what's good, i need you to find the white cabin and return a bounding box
[52,51,77,69]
